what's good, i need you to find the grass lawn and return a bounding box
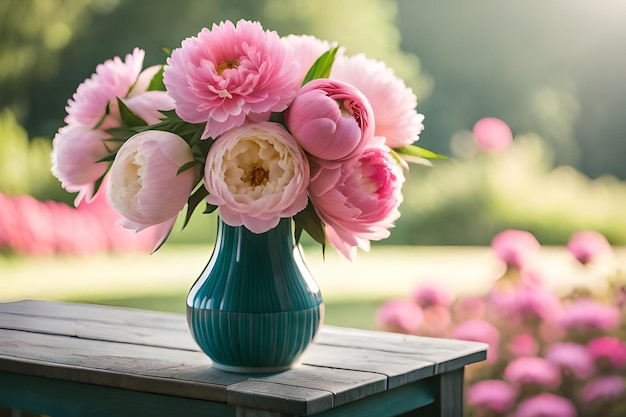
[2,244,610,329]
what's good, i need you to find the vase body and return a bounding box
[186,218,324,373]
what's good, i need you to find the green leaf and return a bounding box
[147,65,166,91]
[183,185,209,229]
[158,109,182,121]
[92,166,110,198]
[394,145,448,159]
[117,97,147,127]
[293,200,326,247]
[202,202,218,215]
[95,153,117,163]
[301,46,339,86]
[104,127,134,138]
[177,160,198,175]
[92,102,111,130]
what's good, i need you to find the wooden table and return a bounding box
[0,300,487,417]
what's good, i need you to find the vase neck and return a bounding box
[215,218,295,256]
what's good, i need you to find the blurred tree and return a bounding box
[0,0,121,122]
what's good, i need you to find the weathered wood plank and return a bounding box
[0,300,185,330]
[233,366,387,411]
[301,344,435,388]
[0,308,197,351]
[0,329,241,402]
[0,329,390,415]
[228,380,333,415]
[316,326,487,375]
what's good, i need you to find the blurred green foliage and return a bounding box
[390,135,626,245]
[1,0,625,246]
[0,109,61,199]
[396,0,626,180]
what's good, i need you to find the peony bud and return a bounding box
[286,78,375,167]
[107,130,197,231]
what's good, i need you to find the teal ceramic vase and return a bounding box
[186,217,324,373]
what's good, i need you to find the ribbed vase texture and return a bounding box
[186,218,324,372]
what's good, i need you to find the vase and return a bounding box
[186,217,324,373]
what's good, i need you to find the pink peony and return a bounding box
[164,20,299,139]
[331,53,424,148]
[580,376,625,403]
[512,393,576,417]
[587,336,626,369]
[308,144,404,260]
[65,48,173,129]
[79,177,166,253]
[376,299,423,333]
[281,34,333,86]
[558,298,620,332]
[509,332,539,358]
[51,125,110,205]
[503,356,561,389]
[472,117,513,153]
[412,282,453,308]
[107,130,198,250]
[204,122,309,233]
[453,319,500,363]
[285,78,375,167]
[567,230,612,265]
[65,48,145,129]
[467,380,516,413]
[545,342,594,379]
[491,229,541,270]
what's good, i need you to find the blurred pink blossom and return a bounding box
[473,117,513,153]
[376,299,423,333]
[0,184,161,256]
[544,342,594,379]
[491,229,541,270]
[587,336,626,369]
[412,282,453,308]
[489,286,562,323]
[421,305,452,337]
[566,230,613,265]
[580,376,625,403]
[503,356,561,389]
[512,393,576,417]
[467,379,516,414]
[509,332,539,358]
[558,298,620,332]
[453,319,500,363]
[453,296,486,321]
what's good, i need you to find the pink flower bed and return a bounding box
[378,229,626,417]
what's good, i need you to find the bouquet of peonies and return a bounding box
[51,19,440,259]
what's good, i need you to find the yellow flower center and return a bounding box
[244,165,269,187]
[216,59,239,76]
